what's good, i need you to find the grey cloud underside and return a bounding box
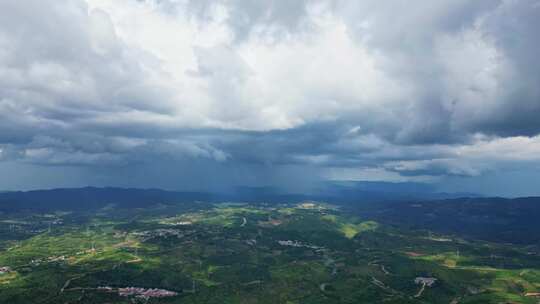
[0,0,540,194]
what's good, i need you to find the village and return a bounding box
[98,286,178,299]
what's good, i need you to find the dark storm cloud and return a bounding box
[0,0,540,194]
[333,0,540,144]
[468,0,540,137]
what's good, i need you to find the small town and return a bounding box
[98,286,178,299]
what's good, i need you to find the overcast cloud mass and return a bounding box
[0,0,539,196]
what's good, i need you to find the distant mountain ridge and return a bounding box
[0,187,213,212]
[0,183,476,212]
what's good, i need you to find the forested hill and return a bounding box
[0,187,213,212]
[349,197,540,245]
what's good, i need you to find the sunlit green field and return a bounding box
[0,202,539,303]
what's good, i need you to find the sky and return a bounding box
[0,0,539,196]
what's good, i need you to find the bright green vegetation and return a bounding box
[0,203,539,303]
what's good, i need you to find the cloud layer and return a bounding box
[0,0,539,195]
